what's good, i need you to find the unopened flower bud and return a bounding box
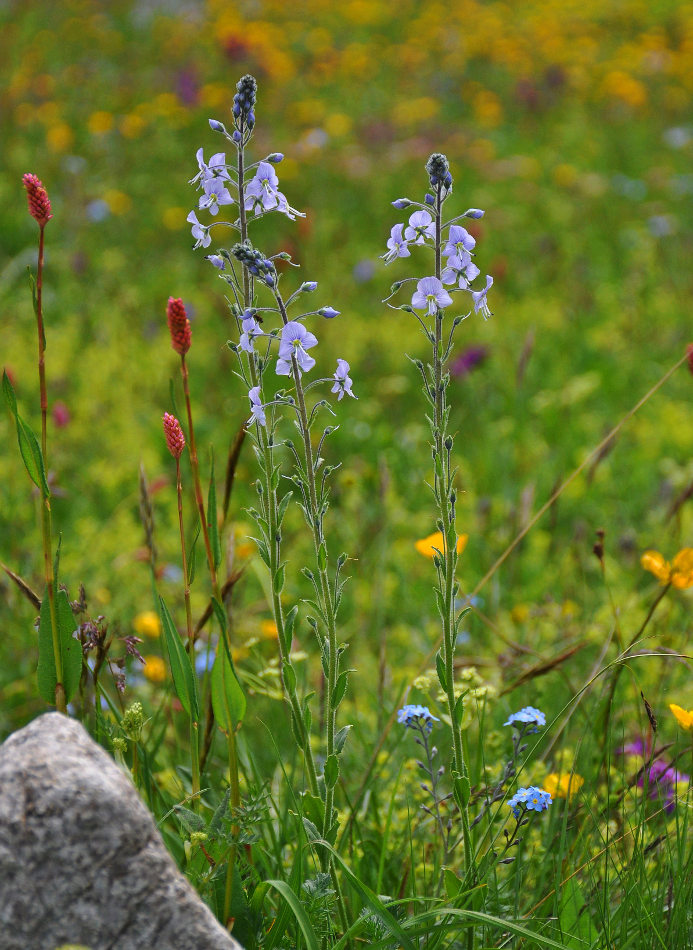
[163,412,186,459]
[166,297,192,355]
[464,208,485,218]
[121,701,145,742]
[424,193,435,205]
[392,198,412,209]
[205,254,225,270]
[318,306,340,319]
[300,281,318,292]
[267,152,284,163]
[232,130,242,143]
[22,173,53,227]
[426,152,450,187]
[208,119,226,132]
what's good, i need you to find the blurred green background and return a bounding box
[1,0,692,733]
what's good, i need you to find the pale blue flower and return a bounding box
[189,148,230,186]
[441,252,480,289]
[397,704,439,734]
[411,277,453,315]
[206,254,226,270]
[239,312,262,353]
[276,321,318,375]
[471,275,493,319]
[384,223,411,263]
[248,386,266,427]
[444,225,476,260]
[186,210,211,248]
[331,359,356,400]
[508,786,552,818]
[404,210,435,245]
[199,176,234,215]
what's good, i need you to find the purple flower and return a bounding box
[206,254,226,270]
[392,198,412,209]
[464,208,484,219]
[245,162,304,221]
[189,148,230,186]
[318,306,340,319]
[636,757,689,813]
[239,312,262,353]
[471,275,493,319]
[450,345,489,378]
[199,176,234,215]
[300,281,318,292]
[444,225,476,260]
[276,321,318,375]
[186,210,211,248]
[331,359,356,400]
[404,210,435,245]
[247,386,266,427]
[441,252,481,289]
[411,277,453,315]
[384,223,411,263]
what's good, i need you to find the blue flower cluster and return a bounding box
[397,704,440,734]
[507,786,552,819]
[503,706,546,733]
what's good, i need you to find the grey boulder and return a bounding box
[0,712,243,950]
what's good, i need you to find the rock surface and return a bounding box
[0,712,243,950]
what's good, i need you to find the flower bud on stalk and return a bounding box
[23,173,53,227]
[163,413,186,459]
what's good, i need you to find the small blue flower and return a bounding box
[404,210,435,245]
[239,312,262,353]
[508,786,552,818]
[331,359,356,401]
[186,210,211,249]
[471,275,493,320]
[276,321,318,375]
[318,306,340,319]
[247,386,266,427]
[206,254,226,270]
[383,223,411,264]
[397,704,440,734]
[504,706,546,733]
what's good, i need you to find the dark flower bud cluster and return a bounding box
[231,242,277,286]
[233,74,257,128]
[426,152,453,190]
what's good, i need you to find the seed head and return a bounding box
[163,412,186,459]
[166,297,192,355]
[22,173,53,227]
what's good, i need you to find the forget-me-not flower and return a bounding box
[404,210,436,245]
[276,321,318,375]
[397,704,440,734]
[411,277,453,315]
[331,359,356,400]
[504,706,546,733]
[507,786,552,819]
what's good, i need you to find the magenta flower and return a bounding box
[411,277,453,315]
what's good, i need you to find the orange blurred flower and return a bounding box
[143,655,166,683]
[415,532,468,559]
[641,548,693,589]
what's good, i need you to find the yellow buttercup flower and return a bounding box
[415,531,468,559]
[544,772,584,799]
[143,655,166,683]
[133,610,161,638]
[670,704,693,731]
[641,548,693,589]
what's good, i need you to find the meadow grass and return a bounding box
[1,2,693,947]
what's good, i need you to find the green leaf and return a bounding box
[334,724,352,754]
[318,540,327,571]
[454,691,465,725]
[37,588,82,705]
[211,595,228,638]
[207,450,221,572]
[160,596,200,722]
[276,490,292,526]
[332,669,349,709]
[443,867,461,900]
[281,604,297,655]
[324,753,339,790]
[282,661,296,693]
[186,520,200,586]
[274,563,285,593]
[209,788,231,838]
[3,371,49,498]
[435,650,447,691]
[173,803,207,834]
[211,641,246,732]
[264,880,319,950]
[452,772,471,810]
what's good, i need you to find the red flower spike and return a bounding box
[166,297,192,355]
[22,173,53,227]
[686,343,693,377]
[163,412,186,459]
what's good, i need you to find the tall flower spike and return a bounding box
[163,413,186,459]
[233,74,257,127]
[23,173,53,227]
[426,152,452,190]
[167,297,192,355]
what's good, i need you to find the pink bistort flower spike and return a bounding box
[163,412,186,459]
[166,297,192,355]
[22,173,53,227]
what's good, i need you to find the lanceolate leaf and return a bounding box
[211,640,246,732]
[37,589,82,705]
[160,596,200,723]
[3,371,50,498]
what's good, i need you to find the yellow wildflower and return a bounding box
[133,610,161,638]
[261,620,279,640]
[670,704,693,731]
[416,532,468,559]
[143,655,166,683]
[641,548,693,589]
[544,772,584,799]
